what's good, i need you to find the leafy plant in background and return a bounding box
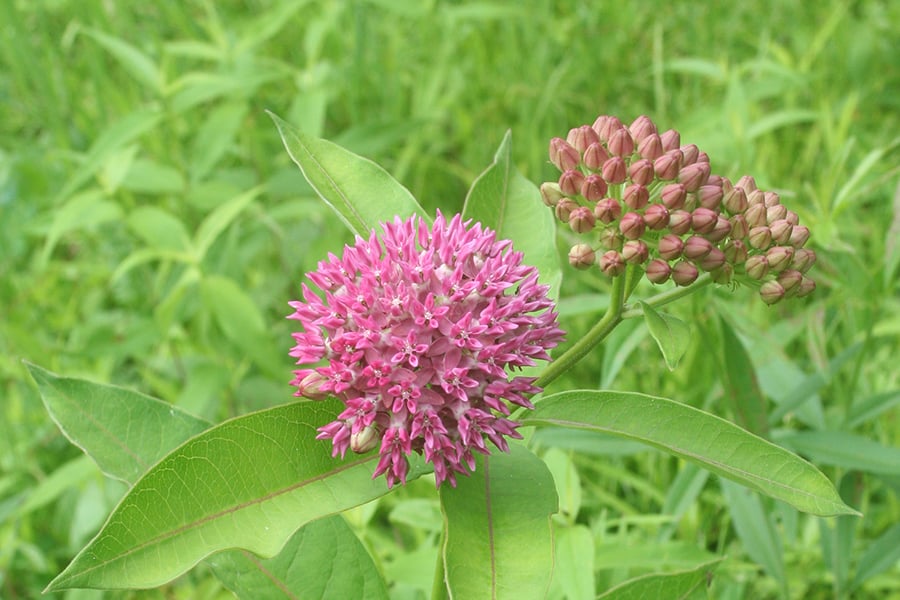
[28,110,862,599]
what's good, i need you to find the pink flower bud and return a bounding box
[710,262,734,284]
[744,255,769,280]
[767,204,788,223]
[723,239,748,265]
[744,254,769,281]
[598,228,623,250]
[569,206,596,233]
[671,261,699,286]
[623,184,650,210]
[629,115,658,142]
[760,280,785,305]
[658,234,684,260]
[593,115,624,142]
[540,182,565,207]
[622,240,650,264]
[678,162,710,192]
[683,235,713,260]
[594,198,621,224]
[796,276,816,298]
[653,150,682,180]
[608,128,635,157]
[351,424,381,453]
[777,269,803,295]
[668,210,692,235]
[679,144,700,166]
[691,207,718,234]
[706,216,733,243]
[784,210,800,226]
[789,225,810,248]
[697,151,710,164]
[628,158,655,186]
[583,142,610,170]
[645,258,671,284]
[558,169,586,196]
[549,138,581,171]
[296,371,330,399]
[643,204,670,230]
[619,211,646,240]
[601,156,628,184]
[743,203,768,228]
[566,125,600,153]
[729,214,749,240]
[747,189,766,206]
[661,183,687,210]
[713,175,729,190]
[748,226,773,250]
[660,129,681,152]
[555,198,579,222]
[598,250,625,277]
[790,248,816,273]
[723,187,748,214]
[581,173,608,202]
[735,175,758,194]
[697,184,724,210]
[637,133,664,160]
[764,191,781,207]
[769,219,793,245]
[568,244,596,269]
[766,246,794,273]
[700,247,726,271]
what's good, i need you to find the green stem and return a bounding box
[619,274,713,319]
[535,273,626,389]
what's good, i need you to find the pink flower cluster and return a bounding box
[288,212,564,487]
[543,114,816,304]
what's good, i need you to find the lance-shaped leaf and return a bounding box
[46,399,426,591]
[439,443,557,599]
[270,111,429,237]
[641,301,690,371]
[462,130,561,294]
[29,364,390,597]
[523,391,858,517]
[207,515,388,600]
[27,363,210,483]
[596,558,722,600]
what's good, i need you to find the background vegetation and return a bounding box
[2,0,898,598]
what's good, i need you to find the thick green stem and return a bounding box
[619,273,713,319]
[535,273,626,389]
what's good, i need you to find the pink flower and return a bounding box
[288,212,565,487]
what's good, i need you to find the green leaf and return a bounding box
[851,522,900,590]
[189,101,249,182]
[524,391,858,517]
[126,206,191,251]
[641,302,690,370]
[26,363,209,484]
[439,443,557,599]
[596,558,722,600]
[269,111,429,237]
[193,185,262,259]
[778,430,900,475]
[554,524,594,600]
[462,130,561,293]
[46,400,425,591]
[207,515,389,600]
[82,28,162,95]
[719,317,768,437]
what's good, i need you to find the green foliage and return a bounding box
[3,0,899,598]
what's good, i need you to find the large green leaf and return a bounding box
[462,130,561,294]
[439,443,557,599]
[523,391,858,517]
[27,363,210,483]
[270,111,429,237]
[596,558,722,600]
[45,399,426,591]
[207,515,388,600]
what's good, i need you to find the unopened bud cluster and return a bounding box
[543,115,816,304]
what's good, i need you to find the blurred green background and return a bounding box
[2,0,898,598]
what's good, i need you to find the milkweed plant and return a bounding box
[29,112,858,598]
